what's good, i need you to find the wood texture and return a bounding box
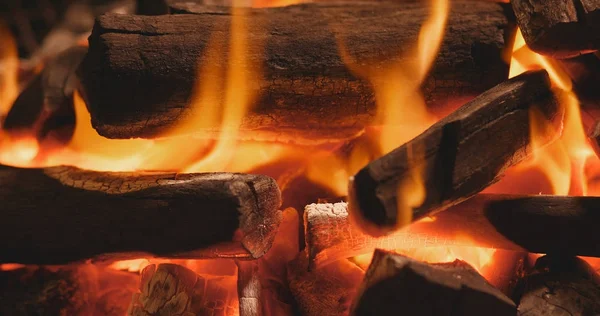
[127,263,238,316]
[236,261,262,316]
[79,1,510,142]
[0,165,281,264]
[511,0,600,58]
[305,195,600,269]
[287,251,364,316]
[348,70,559,235]
[351,249,516,316]
[3,46,86,141]
[515,255,600,316]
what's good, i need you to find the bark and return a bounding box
[3,46,86,142]
[127,263,238,316]
[0,165,281,264]
[305,195,600,269]
[351,249,516,316]
[515,255,600,316]
[511,0,600,58]
[79,1,510,142]
[348,70,560,236]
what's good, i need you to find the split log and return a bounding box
[305,195,600,269]
[287,251,364,316]
[511,0,600,58]
[236,261,262,316]
[348,70,560,235]
[515,255,600,315]
[351,249,516,316]
[0,165,281,264]
[127,263,238,316]
[79,1,511,142]
[3,46,86,141]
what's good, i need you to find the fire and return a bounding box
[505,29,597,196]
[353,245,496,275]
[0,22,18,119]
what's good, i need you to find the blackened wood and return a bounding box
[306,195,600,269]
[3,46,86,141]
[80,1,510,142]
[348,70,559,236]
[515,255,600,316]
[127,263,238,316]
[136,0,169,15]
[0,165,281,264]
[351,249,516,316]
[511,0,600,58]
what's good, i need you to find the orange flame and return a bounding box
[508,29,596,196]
[0,22,18,119]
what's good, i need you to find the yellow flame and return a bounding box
[510,29,594,195]
[0,22,18,119]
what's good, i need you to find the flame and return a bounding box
[353,245,496,275]
[508,29,596,196]
[0,22,18,119]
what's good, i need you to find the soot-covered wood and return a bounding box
[348,70,559,236]
[511,0,600,58]
[305,195,600,269]
[515,255,600,316]
[351,249,516,316]
[0,165,281,264]
[80,1,510,142]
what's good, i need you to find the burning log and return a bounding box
[351,249,516,315]
[127,263,238,316]
[0,165,281,264]
[236,261,262,316]
[287,251,364,316]
[348,70,560,235]
[306,195,600,269]
[511,0,600,58]
[515,255,600,315]
[80,1,510,142]
[3,46,87,141]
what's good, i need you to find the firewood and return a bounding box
[287,251,364,316]
[0,165,281,264]
[511,0,600,58]
[237,261,262,316]
[3,46,86,141]
[306,195,600,269]
[348,70,560,236]
[351,249,516,316]
[79,1,510,142]
[127,263,238,316]
[515,255,600,316]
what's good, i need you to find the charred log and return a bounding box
[511,0,600,58]
[351,249,516,316]
[306,195,600,269]
[0,165,281,264]
[80,1,510,142]
[348,70,560,235]
[515,255,600,316]
[127,263,238,316]
[3,46,86,142]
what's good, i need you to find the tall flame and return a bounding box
[0,22,18,119]
[509,29,595,195]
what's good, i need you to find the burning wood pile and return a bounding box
[2,0,600,315]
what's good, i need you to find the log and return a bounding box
[0,165,281,264]
[237,261,262,316]
[515,255,600,315]
[79,1,511,142]
[511,0,600,58]
[348,70,560,236]
[305,195,600,269]
[127,263,238,316]
[351,249,516,316]
[287,251,364,316]
[3,46,87,141]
